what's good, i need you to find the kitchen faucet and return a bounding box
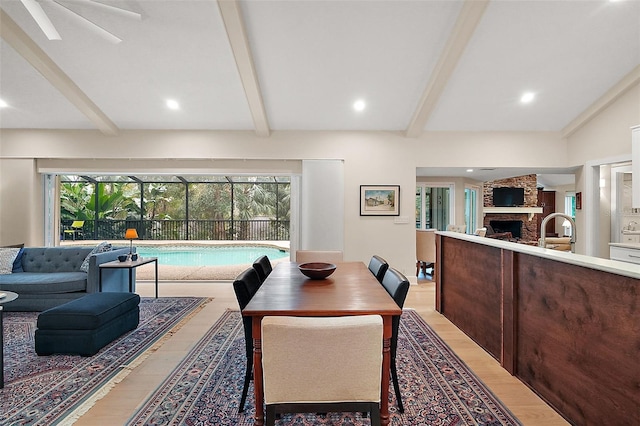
[539,213,576,253]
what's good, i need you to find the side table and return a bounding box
[99,257,159,298]
[0,290,19,388]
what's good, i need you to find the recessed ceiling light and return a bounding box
[466,169,474,173]
[520,92,535,104]
[353,99,366,112]
[166,99,180,110]
[0,98,8,108]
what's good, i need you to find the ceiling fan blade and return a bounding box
[50,0,122,43]
[20,0,61,40]
[87,0,142,21]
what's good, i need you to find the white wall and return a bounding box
[300,159,344,251]
[567,84,640,254]
[0,124,622,275]
[0,159,43,246]
[567,85,640,165]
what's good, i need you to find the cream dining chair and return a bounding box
[295,250,343,264]
[261,315,383,426]
[416,229,436,277]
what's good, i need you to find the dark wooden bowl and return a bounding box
[298,262,337,279]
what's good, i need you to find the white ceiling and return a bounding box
[0,0,639,182]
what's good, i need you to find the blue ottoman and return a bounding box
[35,292,140,356]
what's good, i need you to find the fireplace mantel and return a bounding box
[483,206,543,221]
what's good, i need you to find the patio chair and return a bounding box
[232,267,263,413]
[63,220,85,240]
[380,267,410,413]
[262,315,383,426]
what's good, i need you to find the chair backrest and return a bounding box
[232,267,263,361]
[416,229,436,264]
[252,255,273,282]
[380,268,410,358]
[367,255,389,283]
[232,267,262,310]
[261,315,383,405]
[71,220,84,228]
[295,250,343,264]
[474,227,487,237]
[381,268,410,310]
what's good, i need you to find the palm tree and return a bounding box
[60,183,92,220]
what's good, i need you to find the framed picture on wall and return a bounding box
[360,185,400,216]
[576,192,582,210]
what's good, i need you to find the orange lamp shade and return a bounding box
[125,228,139,240]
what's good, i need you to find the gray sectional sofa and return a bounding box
[0,246,134,311]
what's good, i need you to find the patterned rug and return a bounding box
[1,297,209,425]
[128,309,521,425]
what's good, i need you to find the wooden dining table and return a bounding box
[242,261,402,426]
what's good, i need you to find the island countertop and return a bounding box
[437,231,640,280]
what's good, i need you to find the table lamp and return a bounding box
[124,228,139,259]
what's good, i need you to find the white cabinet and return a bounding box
[610,244,640,264]
[621,234,640,243]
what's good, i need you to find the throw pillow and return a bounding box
[0,248,20,274]
[12,247,25,273]
[79,242,112,273]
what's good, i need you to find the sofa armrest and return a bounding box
[86,247,132,293]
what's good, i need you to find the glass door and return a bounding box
[464,186,480,234]
[416,184,452,231]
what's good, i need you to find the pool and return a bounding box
[135,245,289,267]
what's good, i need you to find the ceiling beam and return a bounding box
[405,0,489,138]
[0,8,119,136]
[562,64,640,139]
[217,0,270,137]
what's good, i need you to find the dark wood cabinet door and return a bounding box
[537,190,556,237]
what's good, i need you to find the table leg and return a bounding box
[381,316,392,426]
[129,268,133,293]
[99,268,103,292]
[252,316,264,425]
[1,306,4,389]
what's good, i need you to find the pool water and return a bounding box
[135,245,289,267]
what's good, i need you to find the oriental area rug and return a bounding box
[1,297,210,425]
[128,309,521,425]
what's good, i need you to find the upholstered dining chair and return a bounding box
[295,250,343,264]
[261,315,383,426]
[367,255,389,283]
[232,267,263,413]
[252,255,273,283]
[379,267,410,413]
[416,229,436,277]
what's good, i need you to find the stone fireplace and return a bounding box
[483,174,541,243]
[490,220,523,239]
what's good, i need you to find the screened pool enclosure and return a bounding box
[59,175,291,242]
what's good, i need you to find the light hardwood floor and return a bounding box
[74,278,568,425]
